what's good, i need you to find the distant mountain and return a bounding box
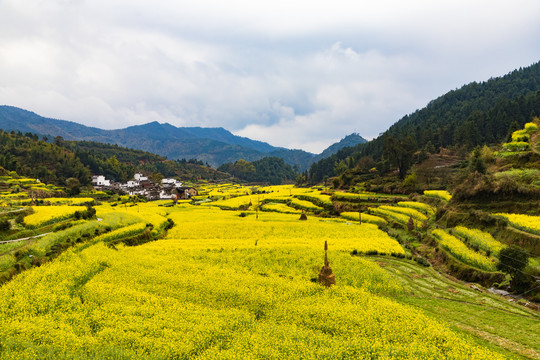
[0,106,304,168]
[0,106,367,171]
[313,133,367,163]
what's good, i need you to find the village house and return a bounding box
[92,175,110,187]
[176,186,198,200]
[162,178,182,187]
[92,172,193,202]
[159,189,176,200]
[134,173,148,182]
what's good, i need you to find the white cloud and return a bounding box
[1,0,539,153]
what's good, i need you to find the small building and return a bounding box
[92,175,110,187]
[134,173,148,182]
[159,189,175,200]
[176,186,198,200]
[162,178,182,186]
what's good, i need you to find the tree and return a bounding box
[355,156,375,173]
[497,245,530,291]
[148,171,164,184]
[66,177,81,196]
[383,135,416,179]
[469,147,486,174]
[424,141,436,154]
[232,159,255,178]
[505,121,520,142]
[402,173,418,192]
[0,219,11,232]
[54,136,64,146]
[334,160,348,176]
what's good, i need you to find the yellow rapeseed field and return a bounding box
[494,213,540,235]
[165,206,404,254]
[24,205,87,227]
[340,212,387,226]
[432,229,497,272]
[423,190,452,202]
[0,195,506,359]
[0,233,503,359]
[261,202,303,214]
[452,226,504,256]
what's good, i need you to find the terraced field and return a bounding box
[0,181,538,359]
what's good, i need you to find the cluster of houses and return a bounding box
[91,173,198,201]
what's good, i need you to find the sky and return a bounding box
[1,1,540,153]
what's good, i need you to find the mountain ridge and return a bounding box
[0,105,367,170]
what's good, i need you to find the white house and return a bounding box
[159,190,175,199]
[92,175,110,187]
[127,180,138,188]
[134,173,148,182]
[162,178,182,186]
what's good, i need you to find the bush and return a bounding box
[497,245,529,290]
[53,222,74,232]
[0,219,11,232]
[15,214,25,224]
[414,257,430,267]
[123,228,155,247]
[165,218,175,230]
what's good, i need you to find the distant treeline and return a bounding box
[0,132,229,187]
[218,157,297,185]
[0,131,91,186]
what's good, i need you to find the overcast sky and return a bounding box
[1,0,539,153]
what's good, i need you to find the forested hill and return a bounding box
[0,130,229,187]
[309,61,540,182]
[0,106,369,171]
[0,107,311,169]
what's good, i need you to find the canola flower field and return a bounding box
[368,206,421,228]
[376,205,428,222]
[339,212,388,227]
[494,213,540,236]
[397,201,435,216]
[432,229,497,272]
[165,206,404,254]
[423,190,452,202]
[452,226,505,256]
[0,184,534,359]
[24,205,88,228]
[261,202,302,214]
[0,200,508,360]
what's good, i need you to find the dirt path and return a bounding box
[0,208,25,216]
[0,232,50,245]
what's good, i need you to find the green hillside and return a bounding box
[309,61,540,183]
[0,130,229,187]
